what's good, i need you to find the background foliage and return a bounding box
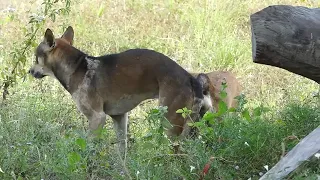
[0,0,319,179]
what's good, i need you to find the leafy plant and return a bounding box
[1,0,71,100]
[144,106,171,146]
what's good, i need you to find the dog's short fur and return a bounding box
[29,26,204,157]
[192,71,241,116]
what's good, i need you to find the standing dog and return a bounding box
[29,26,204,158]
[193,71,241,116]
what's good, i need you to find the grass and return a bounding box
[0,0,320,179]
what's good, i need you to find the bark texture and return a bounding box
[251,5,320,83]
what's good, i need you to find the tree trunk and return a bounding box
[250,5,320,84]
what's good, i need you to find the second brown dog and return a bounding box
[192,71,242,116]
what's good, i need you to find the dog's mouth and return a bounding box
[33,73,46,79]
[29,69,46,79]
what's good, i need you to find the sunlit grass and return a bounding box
[0,0,319,179]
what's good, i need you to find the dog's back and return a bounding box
[206,71,241,110]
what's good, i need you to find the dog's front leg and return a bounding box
[78,106,106,133]
[111,113,128,160]
[88,112,107,131]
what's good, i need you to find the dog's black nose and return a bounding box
[34,72,45,79]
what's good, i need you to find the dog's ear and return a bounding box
[61,26,74,45]
[44,28,55,48]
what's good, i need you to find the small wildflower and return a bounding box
[247,178,251,180]
[37,15,45,22]
[264,165,269,171]
[244,142,250,146]
[2,7,16,13]
[314,153,320,159]
[259,172,264,176]
[311,91,319,97]
[26,142,32,145]
[190,165,195,172]
[235,166,239,170]
[120,171,124,176]
[136,171,140,175]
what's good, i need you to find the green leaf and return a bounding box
[68,152,81,165]
[193,121,203,127]
[208,118,215,125]
[151,108,159,114]
[161,119,173,128]
[187,122,194,127]
[220,91,227,99]
[176,109,184,113]
[253,107,262,117]
[221,81,227,89]
[203,112,214,121]
[242,109,251,121]
[97,4,105,17]
[75,138,86,151]
[143,132,153,140]
[143,142,154,149]
[182,113,186,118]
[228,107,236,112]
[218,101,228,115]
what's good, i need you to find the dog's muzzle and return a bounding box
[29,69,45,79]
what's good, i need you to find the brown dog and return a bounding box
[28,26,204,158]
[192,71,241,116]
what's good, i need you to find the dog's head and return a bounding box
[29,26,74,79]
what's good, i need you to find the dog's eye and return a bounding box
[203,90,209,95]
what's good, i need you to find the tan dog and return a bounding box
[192,71,241,116]
[28,26,204,158]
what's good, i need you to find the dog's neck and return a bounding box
[52,49,88,94]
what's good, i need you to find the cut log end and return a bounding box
[251,26,257,62]
[250,5,320,84]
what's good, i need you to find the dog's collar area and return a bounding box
[62,54,88,94]
[74,54,88,73]
[85,56,101,70]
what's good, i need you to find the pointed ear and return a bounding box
[44,28,55,48]
[61,26,74,45]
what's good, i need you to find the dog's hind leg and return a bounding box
[159,89,195,153]
[111,113,128,160]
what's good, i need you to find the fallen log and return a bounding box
[260,127,320,180]
[250,5,320,83]
[251,5,320,179]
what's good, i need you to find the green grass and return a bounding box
[0,0,320,179]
